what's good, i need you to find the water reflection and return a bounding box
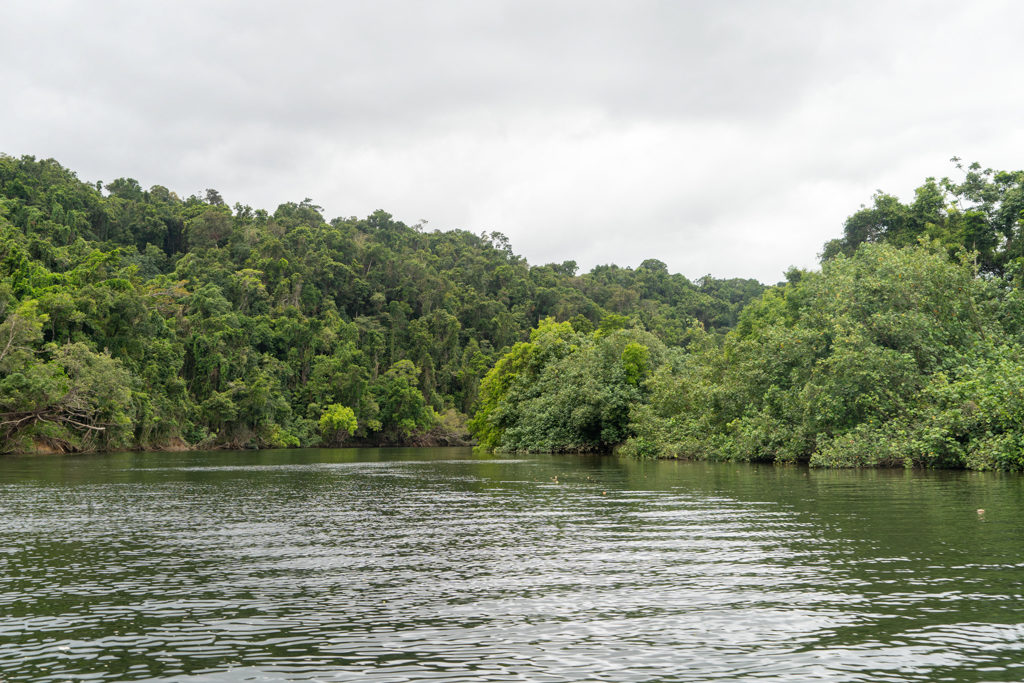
[1,449,1023,681]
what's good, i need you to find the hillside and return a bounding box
[0,154,763,453]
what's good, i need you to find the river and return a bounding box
[1,447,1023,681]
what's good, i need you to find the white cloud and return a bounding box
[2,0,1024,282]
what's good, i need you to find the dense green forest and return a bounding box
[0,154,762,454]
[471,161,1024,470]
[7,155,1024,469]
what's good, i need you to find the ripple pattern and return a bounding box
[0,450,1022,681]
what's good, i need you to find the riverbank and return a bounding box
[10,426,475,456]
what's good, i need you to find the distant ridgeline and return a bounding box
[0,154,762,455]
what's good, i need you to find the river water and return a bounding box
[1,447,1023,681]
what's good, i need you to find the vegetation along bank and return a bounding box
[4,155,1024,469]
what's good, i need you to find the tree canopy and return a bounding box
[10,153,1024,470]
[0,154,761,453]
[471,161,1024,471]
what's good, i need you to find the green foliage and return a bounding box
[10,153,1024,471]
[0,154,756,453]
[0,329,135,452]
[376,359,437,437]
[822,161,1024,276]
[470,318,666,453]
[12,151,1024,472]
[469,318,580,451]
[625,240,1023,469]
[319,403,358,445]
[620,342,650,386]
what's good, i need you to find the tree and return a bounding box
[375,360,437,437]
[319,404,358,445]
[625,241,1005,467]
[0,153,769,454]
[470,318,666,453]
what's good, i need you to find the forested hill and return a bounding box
[0,154,763,453]
[468,161,1024,470]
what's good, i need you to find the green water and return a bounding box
[1,447,1023,681]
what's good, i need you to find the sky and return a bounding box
[3,1,1024,284]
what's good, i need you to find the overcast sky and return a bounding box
[3,1,1023,283]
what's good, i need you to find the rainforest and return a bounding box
[3,155,1024,470]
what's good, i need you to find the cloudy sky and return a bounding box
[3,1,1023,283]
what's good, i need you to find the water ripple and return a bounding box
[0,450,1022,681]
